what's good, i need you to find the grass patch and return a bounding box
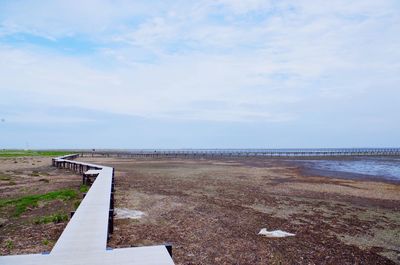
[0,150,72,158]
[79,184,89,193]
[73,185,89,210]
[0,189,77,217]
[0,175,11,181]
[73,199,81,210]
[5,240,13,251]
[34,213,68,224]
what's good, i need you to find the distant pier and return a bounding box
[80,148,400,159]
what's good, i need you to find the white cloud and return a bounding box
[0,0,399,124]
[215,0,273,14]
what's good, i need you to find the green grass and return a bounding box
[0,175,11,181]
[79,184,89,193]
[5,240,13,251]
[34,213,69,224]
[0,189,77,217]
[0,150,72,158]
[73,199,81,210]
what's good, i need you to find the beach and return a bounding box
[1,156,399,264]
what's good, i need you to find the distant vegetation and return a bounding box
[0,189,77,216]
[0,150,71,158]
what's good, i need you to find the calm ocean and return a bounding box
[293,156,400,181]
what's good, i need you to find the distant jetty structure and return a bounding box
[0,154,174,265]
[81,148,400,158]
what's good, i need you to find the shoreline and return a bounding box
[300,166,400,185]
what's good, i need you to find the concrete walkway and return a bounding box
[0,154,175,265]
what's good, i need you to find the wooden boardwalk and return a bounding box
[0,154,175,265]
[82,148,400,158]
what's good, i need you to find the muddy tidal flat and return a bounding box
[0,156,84,255]
[1,156,400,264]
[79,156,400,265]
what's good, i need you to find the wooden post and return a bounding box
[165,244,172,257]
[110,192,114,210]
[108,209,114,234]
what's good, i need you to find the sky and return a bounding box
[0,0,399,149]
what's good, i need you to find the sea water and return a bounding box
[299,157,400,181]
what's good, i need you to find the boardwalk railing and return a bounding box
[0,154,175,265]
[81,148,400,158]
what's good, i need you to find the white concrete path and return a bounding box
[0,155,174,265]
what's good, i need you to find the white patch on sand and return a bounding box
[115,208,146,219]
[258,228,295,238]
